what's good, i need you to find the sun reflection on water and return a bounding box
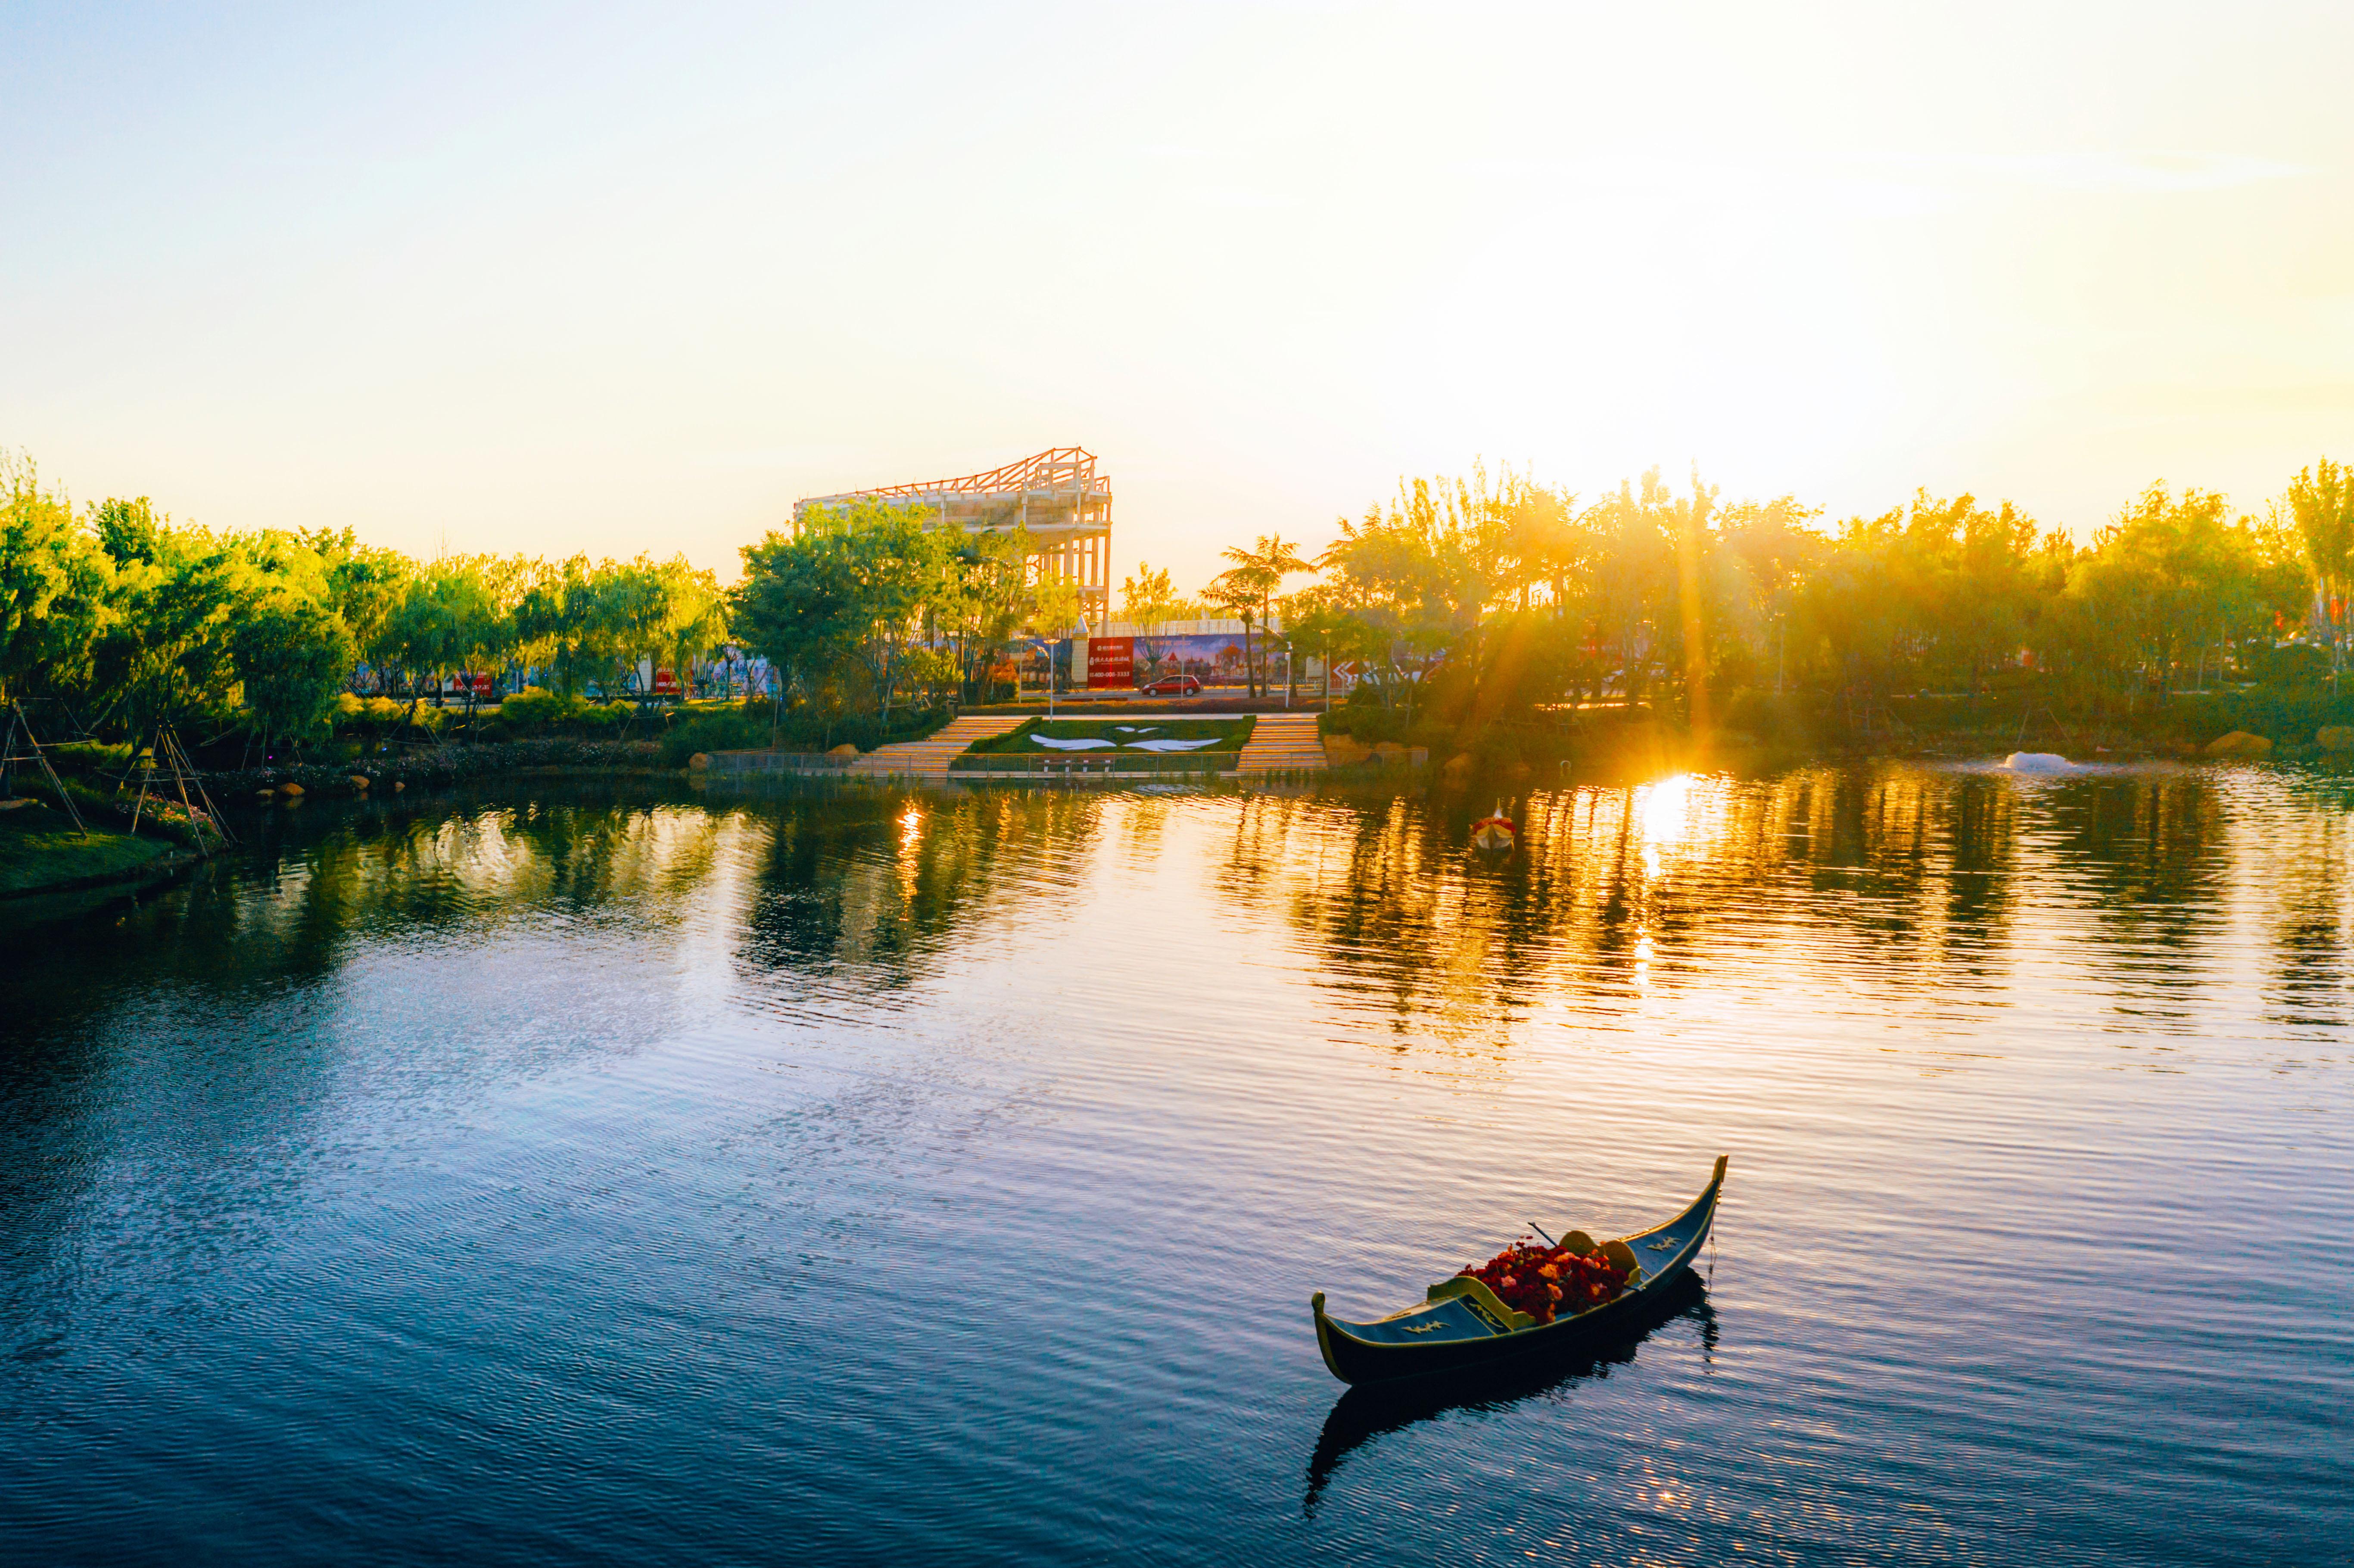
[1637,772,1696,850]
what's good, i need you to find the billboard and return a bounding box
[1076,632,1288,689]
[1133,632,1275,688]
[1087,638,1134,688]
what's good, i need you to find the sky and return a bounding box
[4,1,2352,590]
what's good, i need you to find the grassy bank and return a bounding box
[0,803,177,896]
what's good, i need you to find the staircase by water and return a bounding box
[841,710,1328,781]
[845,714,1026,780]
[1236,712,1327,775]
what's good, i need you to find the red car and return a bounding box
[1138,673,1202,696]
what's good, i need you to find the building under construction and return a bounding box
[792,447,1113,634]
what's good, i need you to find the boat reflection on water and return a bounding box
[1303,1270,1718,1517]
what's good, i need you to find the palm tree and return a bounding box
[1203,571,1267,695]
[1217,535,1316,696]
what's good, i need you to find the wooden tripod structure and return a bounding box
[2014,706,2075,753]
[1,702,89,837]
[125,723,234,854]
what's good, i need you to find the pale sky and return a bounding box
[5,2,2351,591]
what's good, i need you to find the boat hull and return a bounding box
[1312,1156,1726,1386]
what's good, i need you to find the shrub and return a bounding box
[44,740,132,776]
[1719,688,1815,747]
[2262,643,2332,688]
[496,687,565,734]
[573,700,635,734]
[658,702,774,765]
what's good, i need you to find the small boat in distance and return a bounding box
[1470,802,1516,854]
[1311,1156,1728,1386]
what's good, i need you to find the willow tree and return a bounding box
[2286,459,2354,689]
[0,455,113,709]
[232,594,356,756]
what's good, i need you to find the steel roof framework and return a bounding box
[793,447,1113,634]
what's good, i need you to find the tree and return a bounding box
[1217,535,1315,696]
[1203,568,1270,696]
[2285,459,2354,688]
[514,555,621,700]
[0,454,112,706]
[232,595,356,756]
[656,558,730,697]
[1120,561,1178,632]
[381,559,506,725]
[2060,485,2259,700]
[301,525,411,677]
[85,504,253,740]
[732,500,945,725]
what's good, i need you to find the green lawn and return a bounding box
[0,803,174,895]
[961,716,1256,757]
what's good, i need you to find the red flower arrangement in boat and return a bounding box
[1470,801,1517,854]
[1457,1236,1631,1324]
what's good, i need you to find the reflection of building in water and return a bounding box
[793,448,1114,635]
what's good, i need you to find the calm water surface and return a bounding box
[3,764,2349,1565]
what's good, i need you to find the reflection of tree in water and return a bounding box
[2249,791,2353,1032]
[1221,768,2029,1050]
[733,786,1100,987]
[3,787,734,1029]
[1216,791,1544,1053]
[0,784,737,1328]
[2040,776,2227,1022]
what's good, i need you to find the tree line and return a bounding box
[0,453,729,755]
[13,444,2354,762]
[1188,459,2354,737]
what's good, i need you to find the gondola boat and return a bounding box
[1469,801,1516,854]
[1311,1155,1727,1386]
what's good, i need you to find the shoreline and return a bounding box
[10,727,2338,902]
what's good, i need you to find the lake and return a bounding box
[3,764,2348,1565]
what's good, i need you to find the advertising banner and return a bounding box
[1129,632,1276,688]
[1087,637,1134,688]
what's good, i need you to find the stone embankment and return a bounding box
[212,738,666,800]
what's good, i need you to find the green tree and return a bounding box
[1215,534,1316,697]
[2059,485,2259,700]
[2285,459,2354,688]
[732,500,946,724]
[1120,561,1178,632]
[0,454,113,706]
[300,525,412,675]
[85,504,253,740]
[514,555,622,700]
[232,594,356,755]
